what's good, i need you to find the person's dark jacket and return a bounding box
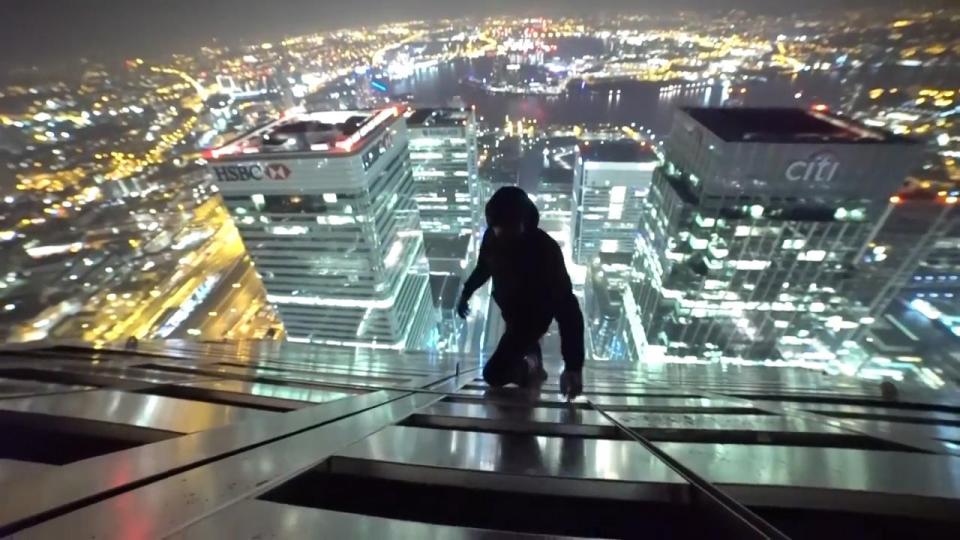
[461,187,582,369]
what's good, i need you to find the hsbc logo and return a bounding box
[265,163,291,180]
[213,163,292,182]
[214,165,261,182]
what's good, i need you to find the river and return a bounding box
[391,55,958,136]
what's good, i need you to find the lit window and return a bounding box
[799,250,827,262]
[782,238,806,250]
[270,225,309,236]
[731,260,770,270]
[696,215,716,228]
[610,185,626,204]
[689,237,708,250]
[600,240,619,253]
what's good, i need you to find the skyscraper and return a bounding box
[208,107,437,350]
[852,181,959,311]
[535,167,575,253]
[405,108,480,349]
[583,251,633,361]
[626,107,921,365]
[405,108,480,239]
[572,139,658,265]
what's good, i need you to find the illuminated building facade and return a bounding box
[406,108,480,238]
[535,169,575,252]
[405,109,480,348]
[852,185,960,311]
[626,108,921,364]
[209,108,437,350]
[907,215,960,297]
[572,139,658,264]
[583,251,632,361]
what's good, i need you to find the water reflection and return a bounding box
[395,57,960,139]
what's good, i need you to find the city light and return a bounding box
[910,298,942,320]
[0,8,953,387]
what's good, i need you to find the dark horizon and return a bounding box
[1,0,941,78]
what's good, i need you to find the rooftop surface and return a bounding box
[683,107,904,144]
[540,166,574,186]
[208,107,400,159]
[578,139,659,162]
[423,233,471,259]
[406,107,473,128]
[1,340,958,538]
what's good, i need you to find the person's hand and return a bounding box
[456,295,470,319]
[560,369,583,400]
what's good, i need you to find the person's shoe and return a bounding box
[519,350,547,388]
[532,352,548,383]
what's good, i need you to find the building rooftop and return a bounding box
[2,340,958,538]
[424,233,471,260]
[578,139,658,162]
[540,167,574,186]
[206,107,401,159]
[406,107,472,128]
[683,107,905,144]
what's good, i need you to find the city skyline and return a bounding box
[0,8,957,388]
[0,1,948,75]
[1,5,960,537]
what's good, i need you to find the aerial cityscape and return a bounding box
[3,2,960,537]
[1,5,959,389]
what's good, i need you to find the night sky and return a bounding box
[0,0,936,75]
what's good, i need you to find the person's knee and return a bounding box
[483,363,510,387]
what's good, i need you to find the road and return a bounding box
[79,198,252,341]
[170,256,262,339]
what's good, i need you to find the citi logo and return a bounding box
[786,151,839,184]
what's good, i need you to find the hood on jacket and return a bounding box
[485,186,540,231]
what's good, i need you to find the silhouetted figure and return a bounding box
[458,187,585,398]
[880,380,900,401]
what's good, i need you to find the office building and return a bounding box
[535,167,575,252]
[583,251,633,361]
[405,108,480,239]
[572,139,658,264]
[852,181,960,309]
[909,217,960,297]
[892,183,960,299]
[208,107,437,350]
[626,107,921,365]
[405,109,480,348]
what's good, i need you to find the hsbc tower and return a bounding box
[207,107,438,350]
[621,107,922,367]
